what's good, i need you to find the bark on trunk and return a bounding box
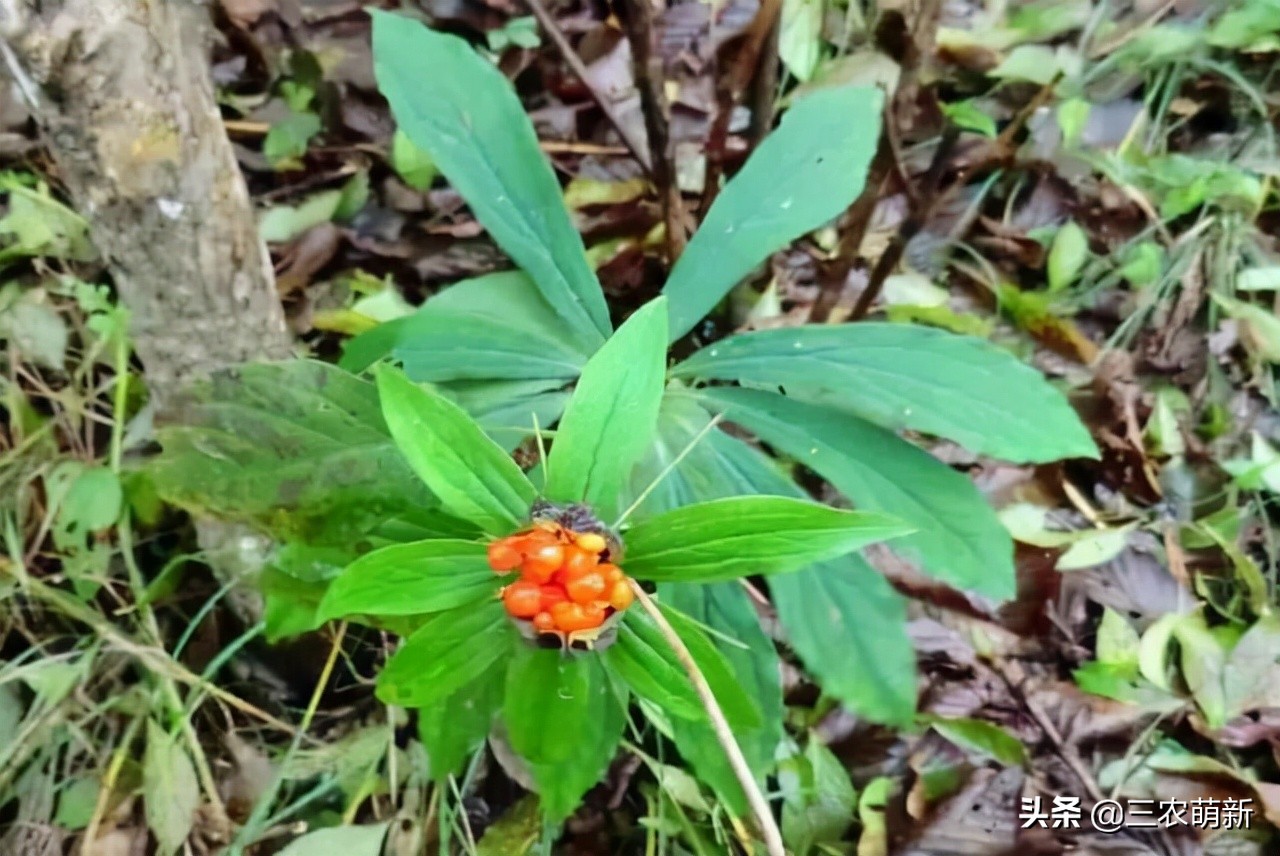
[0,0,291,409]
[1,1,293,681]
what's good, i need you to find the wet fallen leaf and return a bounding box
[275,221,342,296]
[896,766,1022,856]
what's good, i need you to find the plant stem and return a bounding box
[614,413,724,527]
[226,620,348,855]
[628,582,785,856]
[108,310,130,472]
[119,517,231,831]
[847,125,960,321]
[10,571,300,735]
[82,714,142,847]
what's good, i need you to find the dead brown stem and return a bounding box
[615,0,687,262]
[524,0,653,174]
[995,660,1104,803]
[845,73,1063,320]
[700,0,783,214]
[847,126,959,320]
[745,13,780,147]
[809,131,894,323]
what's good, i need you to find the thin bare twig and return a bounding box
[629,583,785,856]
[810,131,894,322]
[524,0,653,173]
[992,73,1063,153]
[846,72,1063,320]
[0,38,40,110]
[811,0,949,323]
[745,13,780,147]
[616,0,686,262]
[539,140,630,156]
[994,660,1104,803]
[847,125,959,320]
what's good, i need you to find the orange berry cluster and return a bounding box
[487,523,634,634]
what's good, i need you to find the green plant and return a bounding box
[344,9,1094,710]
[150,8,1097,833]
[312,297,908,835]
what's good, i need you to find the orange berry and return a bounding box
[538,584,568,609]
[521,542,565,583]
[532,611,556,632]
[574,532,607,554]
[566,571,607,604]
[487,539,522,572]
[599,563,624,585]
[581,603,606,628]
[502,580,543,618]
[560,545,598,581]
[517,529,558,551]
[608,580,634,611]
[550,601,587,632]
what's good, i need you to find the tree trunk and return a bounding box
[0,0,291,409]
[1,1,294,702]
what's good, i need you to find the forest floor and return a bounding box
[3,0,1280,854]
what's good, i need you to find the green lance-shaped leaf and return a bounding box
[544,297,668,519]
[340,271,589,381]
[371,11,610,349]
[923,715,1027,766]
[605,613,707,722]
[610,602,768,817]
[626,403,786,793]
[503,648,627,822]
[318,539,501,622]
[661,582,782,771]
[657,605,762,734]
[376,365,536,534]
[418,659,504,779]
[605,605,764,734]
[663,85,882,341]
[621,495,911,583]
[1047,221,1089,293]
[772,555,916,726]
[673,323,1098,463]
[698,387,1017,600]
[376,602,515,708]
[274,824,390,856]
[445,377,571,453]
[632,393,918,724]
[658,598,768,816]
